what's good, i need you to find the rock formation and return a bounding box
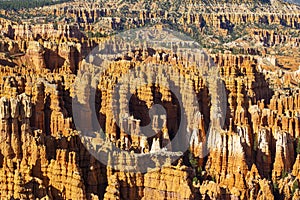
[0,0,299,199]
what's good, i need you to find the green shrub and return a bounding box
[281,170,288,178]
[292,181,298,195]
[296,138,300,154]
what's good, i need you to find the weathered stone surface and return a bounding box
[0,0,300,199]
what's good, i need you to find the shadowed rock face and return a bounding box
[0,0,299,199]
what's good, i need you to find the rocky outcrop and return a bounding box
[0,1,300,199]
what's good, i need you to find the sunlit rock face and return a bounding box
[0,0,299,199]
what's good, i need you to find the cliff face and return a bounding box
[0,0,300,199]
[0,43,299,199]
